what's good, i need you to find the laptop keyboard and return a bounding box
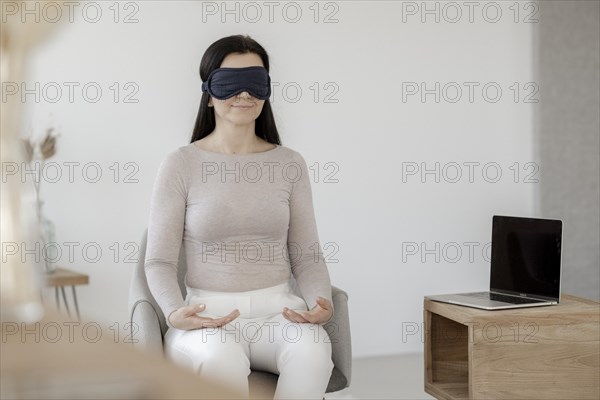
[470,292,545,304]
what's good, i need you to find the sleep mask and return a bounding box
[201,66,271,100]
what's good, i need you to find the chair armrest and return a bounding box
[129,300,164,357]
[325,285,352,392]
[128,229,166,355]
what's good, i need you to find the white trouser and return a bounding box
[164,281,334,400]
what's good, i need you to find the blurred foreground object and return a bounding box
[1,308,241,399]
[0,1,66,322]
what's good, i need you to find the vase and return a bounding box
[40,216,57,273]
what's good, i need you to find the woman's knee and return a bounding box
[277,323,334,371]
[166,327,251,374]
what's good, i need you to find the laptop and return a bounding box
[427,215,563,310]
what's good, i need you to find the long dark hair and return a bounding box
[190,35,281,145]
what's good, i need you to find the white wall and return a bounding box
[21,1,536,357]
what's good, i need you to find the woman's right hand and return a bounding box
[168,304,240,331]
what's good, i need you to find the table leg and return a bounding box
[71,286,81,320]
[55,287,60,310]
[60,286,71,318]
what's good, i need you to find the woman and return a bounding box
[144,34,335,400]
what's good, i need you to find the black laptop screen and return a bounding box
[490,216,562,300]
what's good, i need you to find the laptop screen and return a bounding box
[490,215,562,300]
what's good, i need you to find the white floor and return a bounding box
[325,353,435,400]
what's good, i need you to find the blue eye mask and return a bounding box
[201,66,271,100]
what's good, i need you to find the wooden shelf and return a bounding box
[424,294,600,400]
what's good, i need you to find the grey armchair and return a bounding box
[128,229,352,399]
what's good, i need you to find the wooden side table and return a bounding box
[423,294,600,400]
[45,267,89,320]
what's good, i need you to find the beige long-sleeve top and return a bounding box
[144,143,333,326]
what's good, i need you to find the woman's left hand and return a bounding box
[282,296,333,324]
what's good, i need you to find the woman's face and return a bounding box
[209,52,267,126]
